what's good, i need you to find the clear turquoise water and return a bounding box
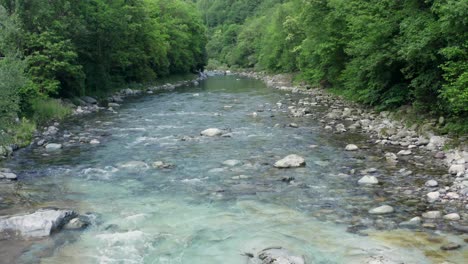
[1,76,466,263]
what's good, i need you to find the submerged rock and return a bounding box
[274,155,306,168]
[399,217,422,228]
[117,161,149,171]
[222,160,242,167]
[257,247,305,264]
[0,209,77,238]
[152,161,174,169]
[63,217,88,230]
[201,128,223,137]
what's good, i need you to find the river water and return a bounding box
[0,76,466,263]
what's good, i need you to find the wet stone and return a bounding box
[369,205,394,215]
[440,243,461,251]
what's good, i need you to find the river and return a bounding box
[0,75,466,263]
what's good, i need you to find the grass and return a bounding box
[31,98,72,124]
[0,118,36,148]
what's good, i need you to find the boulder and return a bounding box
[274,155,306,168]
[425,180,438,187]
[422,211,442,219]
[397,150,412,156]
[152,161,174,169]
[443,213,460,221]
[369,205,394,215]
[0,169,17,180]
[201,128,223,137]
[345,144,359,151]
[0,209,77,238]
[45,143,62,151]
[426,192,440,203]
[449,164,465,175]
[358,176,379,185]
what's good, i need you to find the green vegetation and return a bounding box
[197,0,467,133]
[0,0,207,148]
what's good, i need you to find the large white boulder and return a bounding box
[0,209,76,238]
[274,155,306,168]
[201,128,223,137]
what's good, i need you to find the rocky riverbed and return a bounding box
[0,73,467,263]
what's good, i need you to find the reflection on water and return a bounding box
[1,76,466,263]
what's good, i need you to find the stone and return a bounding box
[434,152,446,159]
[399,217,421,228]
[222,160,242,167]
[397,150,412,156]
[152,161,174,169]
[0,171,17,180]
[345,144,359,151]
[441,243,461,251]
[422,211,442,219]
[274,155,306,168]
[425,180,438,187]
[45,143,62,151]
[90,139,100,145]
[449,164,465,175]
[443,213,461,221]
[81,96,98,104]
[358,176,379,185]
[385,152,398,162]
[201,128,223,137]
[288,123,299,128]
[63,217,88,230]
[335,123,347,133]
[446,192,459,199]
[257,247,305,264]
[369,205,394,215]
[427,192,440,203]
[0,209,77,238]
[117,161,149,171]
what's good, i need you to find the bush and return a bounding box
[30,98,72,124]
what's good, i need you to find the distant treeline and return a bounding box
[0,0,206,133]
[198,0,467,126]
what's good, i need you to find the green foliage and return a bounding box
[199,0,468,122]
[30,98,72,124]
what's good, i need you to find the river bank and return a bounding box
[0,74,207,166]
[236,70,468,227]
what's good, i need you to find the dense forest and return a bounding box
[0,0,206,146]
[197,0,467,132]
[1,0,467,148]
